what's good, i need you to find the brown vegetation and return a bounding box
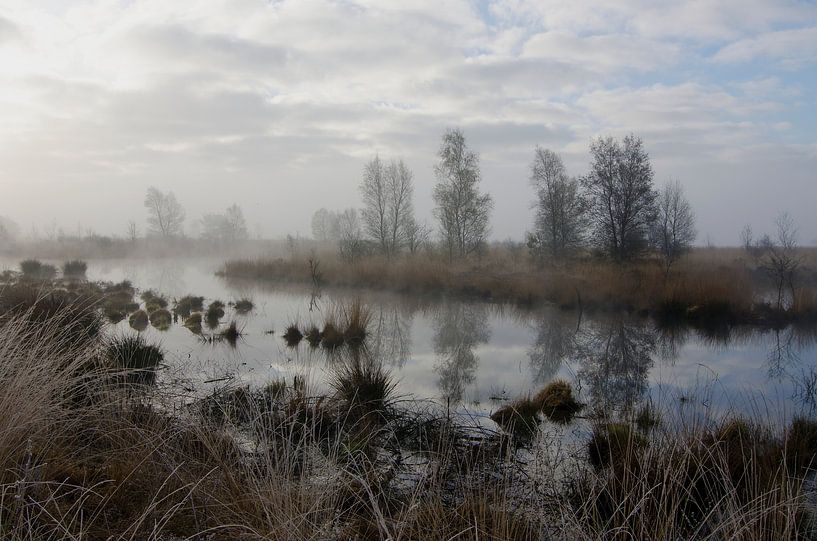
[221,247,817,327]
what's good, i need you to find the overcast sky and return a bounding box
[1,0,816,244]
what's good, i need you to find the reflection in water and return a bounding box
[655,324,690,363]
[432,303,490,403]
[575,321,656,412]
[368,304,413,368]
[527,311,575,385]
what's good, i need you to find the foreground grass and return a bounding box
[220,247,817,327]
[1,285,817,539]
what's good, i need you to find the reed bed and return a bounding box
[221,247,817,326]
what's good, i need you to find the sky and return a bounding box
[0,0,816,244]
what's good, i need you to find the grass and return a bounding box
[148,308,172,330]
[282,323,303,347]
[220,247,817,326]
[342,299,371,346]
[220,321,243,346]
[128,309,149,331]
[1,285,816,539]
[106,334,164,370]
[329,355,396,414]
[533,379,582,424]
[304,325,322,347]
[234,298,254,313]
[61,259,87,278]
[173,295,204,317]
[490,398,541,437]
[183,312,203,334]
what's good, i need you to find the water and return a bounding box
[3,257,817,422]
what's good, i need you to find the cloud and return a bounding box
[713,26,817,66]
[0,0,815,243]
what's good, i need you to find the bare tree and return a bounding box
[528,146,586,262]
[338,208,366,261]
[386,159,414,256]
[311,208,333,242]
[144,186,185,238]
[0,216,20,242]
[652,179,696,275]
[360,156,390,254]
[581,135,657,260]
[756,213,802,310]
[201,204,249,243]
[404,215,432,254]
[433,128,493,258]
[126,221,139,243]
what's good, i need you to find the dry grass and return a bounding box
[221,247,817,325]
[0,288,816,539]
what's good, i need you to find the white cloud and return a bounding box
[0,0,815,243]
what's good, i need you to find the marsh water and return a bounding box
[4,257,817,423]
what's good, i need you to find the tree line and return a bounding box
[313,129,698,270]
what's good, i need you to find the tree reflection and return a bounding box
[527,310,575,384]
[368,304,413,368]
[432,303,490,403]
[575,321,656,412]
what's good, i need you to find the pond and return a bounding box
[3,257,816,423]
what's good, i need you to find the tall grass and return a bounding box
[221,247,815,325]
[0,297,815,539]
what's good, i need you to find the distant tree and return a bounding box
[201,204,249,243]
[581,135,657,260]
[0,216,20,242]
[750,213,802,310]
[404,216,432,254]
[338,208,366,261]
[224,204,249,241]
[360,157,416,257]
[144,187,185,238]
[126,221,139,243]
[386,159,414,256]
[360,156,390,253]
[433,128,493,258]
[527,146,586,262]
[311,208,334,242]
[651,180,696,275]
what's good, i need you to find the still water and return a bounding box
[3,257,817,422]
